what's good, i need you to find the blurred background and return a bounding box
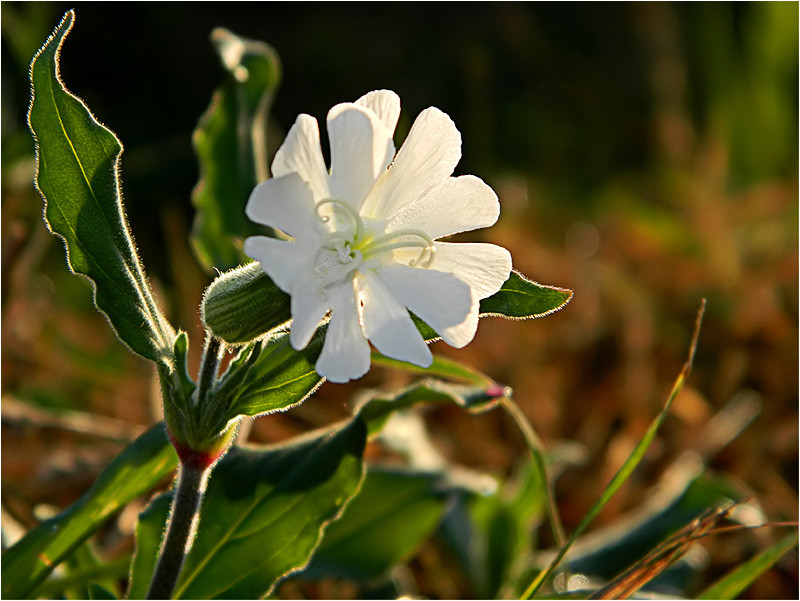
[2,2,797,598]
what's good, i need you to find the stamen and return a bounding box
[315,199,363,238]
[359,229,436,268]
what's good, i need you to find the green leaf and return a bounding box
[88,582,119,600]
[479,271,572,320]
[191,27,281,273]
[566,473,743,582]
[27,11,175,364]
[300,469,450,581]
[31,540,127,599]
[1,423,176,599]
[370,352,494,387]
[126,493,172,600]
[128,419,367,599]
[464,461,546,598]
[357,378,501,436]
[697,530,799,600]
[216,329,325,419]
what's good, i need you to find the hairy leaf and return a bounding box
[215,328,325,419]
[128,419,366,599]
[28,10,175,363]
[480,271,572,320]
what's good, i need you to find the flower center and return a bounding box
[312,199,435,285]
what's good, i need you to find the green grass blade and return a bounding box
[697,530,799,600]
[521,301,706,599]
[501,397,567,550]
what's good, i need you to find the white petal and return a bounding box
[245,173,316,238]
[430,242,512,300]
[357,271,432,367]
[377,264,474,347]
[355,90,400,136]
[385,175,500,239]
[243,236,306,293]
[315,281,371,383]
[362,107,461,220]
[271,114,330,200]
[289,279,329,351]
[327,103,394,210]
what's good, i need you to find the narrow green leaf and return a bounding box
[480,271,572,320]
[28,11,175,364]
[126,493,172,600]
[191,28,281,272]
[697,530,799,600]
[1,423,176,599]
[128,419,367,599]
[300,469,449,581]
[370,352,494,387]
[566,474,744,581]
[44,540,126,600]
[522,373,690,598]
[521,301,706,599]
[357,378,501,436]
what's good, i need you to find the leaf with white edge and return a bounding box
[480,271,572,320]
[1,424,176,599]
[191,28,281,273]
[125,493,172,600]
[28,11,175,364]
[214,328,326,420]
[128,419,367,600]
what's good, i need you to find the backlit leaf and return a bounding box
[28,10,175,364]
[1,424,176,599]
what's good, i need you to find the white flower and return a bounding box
[244,90,512,383]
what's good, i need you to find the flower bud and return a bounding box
[201,262,291,344]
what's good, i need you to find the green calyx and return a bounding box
[159,332,237,456]
[201,262,291,345]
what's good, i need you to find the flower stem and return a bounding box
[146,462,209,600]
[500,396,567,547]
